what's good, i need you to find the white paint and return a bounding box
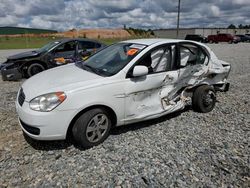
[16,39,231,140]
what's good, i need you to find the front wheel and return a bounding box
[72,108,112,148]
[27,63,45,78]
[192,85,216,113]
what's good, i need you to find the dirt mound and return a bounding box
[58,28,131,39]
[0,28,132,39]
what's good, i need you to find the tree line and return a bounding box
[227,24,250,29]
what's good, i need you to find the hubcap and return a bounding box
[202,91,215,107]
[31,66,44,75]
[86,114,108,143]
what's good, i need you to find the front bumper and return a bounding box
[1,67,22,81]
[16,99,76,141]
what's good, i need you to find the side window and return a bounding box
[96,43,101,48]
[55,41,76,52]
[180,44,208,67]
[79,41,96,50]
[137,45,176,74]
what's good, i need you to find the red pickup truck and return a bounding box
[207,33,240,43]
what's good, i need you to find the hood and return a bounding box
[22,63,103,101]
[8,50,40,60]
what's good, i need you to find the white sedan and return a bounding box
[16,39,231,148]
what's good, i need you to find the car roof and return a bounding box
[55,38,102,44]
[186,34,201,36]
[121,38,183,46]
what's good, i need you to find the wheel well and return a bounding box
[66,105,117,140]
[183,84,213,97]
[22,60,47,70]
[189,83,212,91]
[21,61,47,77]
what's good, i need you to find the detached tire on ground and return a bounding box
[72,108,112,148]
[192,85,216,113]
[27,63,45,78]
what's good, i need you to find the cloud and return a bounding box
[0,0,249,30]
[210,5,220,17]
[89,0,138,12]
[233,0,250,5]
[0,15,21,26]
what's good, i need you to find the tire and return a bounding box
[72,108,112,148]
[27,63,45,78]
[192,85,216,113]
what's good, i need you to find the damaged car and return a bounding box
[0,38,105,81]
[16,39,231,148]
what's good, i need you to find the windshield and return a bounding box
[81,43,147,76]
[37,41,61,53]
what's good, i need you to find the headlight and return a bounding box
[29,92,66,112]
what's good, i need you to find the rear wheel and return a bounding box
[192,85,216,113]
[72,108,112,148]
[27,63,45,78]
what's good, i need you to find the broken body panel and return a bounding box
[121,40,230,124]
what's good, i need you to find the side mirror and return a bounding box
[132,65,148,77]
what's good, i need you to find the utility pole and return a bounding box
[176,0,181,39]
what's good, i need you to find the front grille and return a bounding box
[20,119,40,135]
[18,88,25,106]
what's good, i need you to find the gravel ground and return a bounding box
[0,44,249,187]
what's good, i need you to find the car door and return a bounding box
[53,41,77,63]
[77,41,99,59]
[222,34,227,42]
[123,44,180,122]
[176,42,209,88]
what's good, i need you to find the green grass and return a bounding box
[0,37,126,49]
[0,37,60,49]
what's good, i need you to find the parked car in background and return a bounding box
[185,34,207,43]
[16,39,231,148]
[207,33,240,43]
[235,34,250,42]
[0,38,105,81]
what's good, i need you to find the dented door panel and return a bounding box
[124,70,186,122]
[124,73,167,121]
[122,40,231,124]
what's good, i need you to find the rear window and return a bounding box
[79,41,97,49]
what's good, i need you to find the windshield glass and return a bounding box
[37,41,61,53]
[81,43,147,76]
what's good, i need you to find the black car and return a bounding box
[235,35,250,42]
[0,38,106,81]
[185,34,207,43]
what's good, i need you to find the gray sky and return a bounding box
[0,0,249,31]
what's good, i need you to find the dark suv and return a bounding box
[185,34,207,43]
[0,38,105,81]
[235,35,250,42]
